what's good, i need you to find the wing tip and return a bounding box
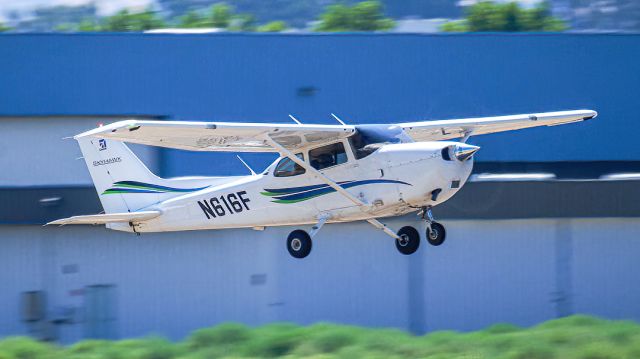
[73,120,139,140]
[583,109,598,120]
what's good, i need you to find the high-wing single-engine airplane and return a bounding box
[49,110,597,258]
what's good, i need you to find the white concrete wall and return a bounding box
[0,217,639,343]
[0,118,158,186]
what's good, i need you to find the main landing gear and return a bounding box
[285,208,447,258]
[286,214,329,259]
[395,226,420,255]
[287,230,312,259]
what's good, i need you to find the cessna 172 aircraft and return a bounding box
[49,110,596,258]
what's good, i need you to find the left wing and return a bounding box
[77,120,355,152]
[399,110,597,142]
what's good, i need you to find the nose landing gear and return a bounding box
[421,206,446,246]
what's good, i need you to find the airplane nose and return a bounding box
[454,144,480,161]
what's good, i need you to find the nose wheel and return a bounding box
[421,206,446,246]
[426,222,446,246]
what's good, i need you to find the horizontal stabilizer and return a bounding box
[47,210,161,226]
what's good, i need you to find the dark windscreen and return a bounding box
[349,125,412,159]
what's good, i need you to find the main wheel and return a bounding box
[395,226,420,255]
[426,222,446,246]
[287,230,312,259]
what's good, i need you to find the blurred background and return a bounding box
[0,0,639,347]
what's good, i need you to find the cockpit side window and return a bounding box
[274,153,305,177]
[309,142,347,170]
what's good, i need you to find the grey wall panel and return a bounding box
[1,217,639,343]
[421,219,557,332]
[571,218,640,321]
[0,118,158,186]
[0,228,42,338]
[271,220,410,329]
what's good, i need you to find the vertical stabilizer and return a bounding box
[76,136,163,213]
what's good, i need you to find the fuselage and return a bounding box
[113,140,474,233]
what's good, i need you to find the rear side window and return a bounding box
[274,153,305,177]
[309,142,347,170]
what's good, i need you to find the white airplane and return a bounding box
[49,110,597,258]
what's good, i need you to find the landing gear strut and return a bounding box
[286,214,329,259]
[421,206,446,246]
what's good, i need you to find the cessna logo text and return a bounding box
[198,191,250,219]
[93,157,121,167]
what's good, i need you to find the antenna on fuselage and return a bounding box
[236,155,256,176]
[288,114,302,125]
[330,113,347,126]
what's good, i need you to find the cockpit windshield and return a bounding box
[349,125,412,159]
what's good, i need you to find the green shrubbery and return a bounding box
[1,315,639,358]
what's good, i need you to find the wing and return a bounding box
[399,110,597,142]
[76,120,355,152]
[47,210,161,226]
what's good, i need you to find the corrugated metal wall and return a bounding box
[0,34,638,176]
[2,218,639,343]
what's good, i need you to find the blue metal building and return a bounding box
[0,33,638,343]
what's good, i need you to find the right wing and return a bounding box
[399,110,597,142]
[76,120,355,153]
[47,210,161,226]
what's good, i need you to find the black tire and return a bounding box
[287,230,312,259]
[395,226,420,255]
[426,222,446,246]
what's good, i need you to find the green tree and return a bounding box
[77,18,101,31]
[257,21,288,32]
[54,23,74,31]
[228,13,256,31]
[173,3,257,31]
[210,3,232,28]
[101,8,166,32]
[0,22,11,32]
[178,10,209,28]
[440,20,467,32]
[441,1,566,32]
[315,1,395,32]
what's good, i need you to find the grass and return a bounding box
[1,315,639,358]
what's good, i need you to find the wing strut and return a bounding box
[264,135,402,240]
[460,130,474,143]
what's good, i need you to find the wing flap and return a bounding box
[76,120,355,152]
[47,210,161,226]
[400,110,597,142]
